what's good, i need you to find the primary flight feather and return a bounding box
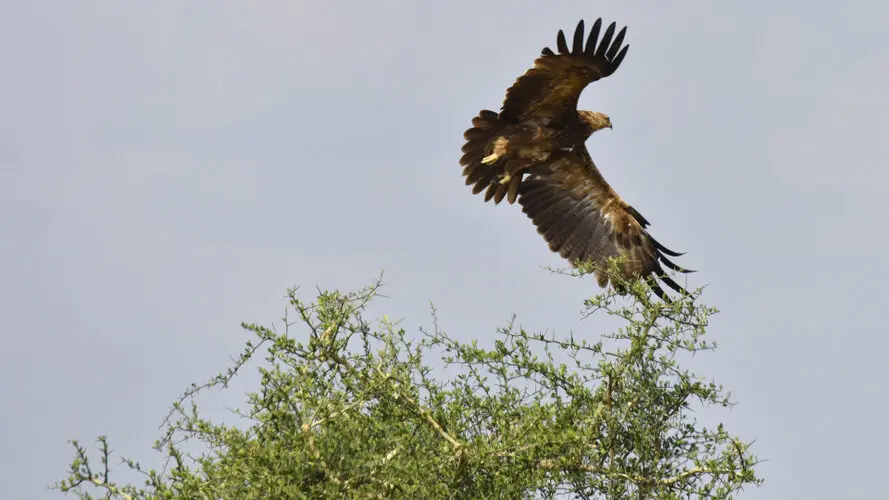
[459,18,693,301]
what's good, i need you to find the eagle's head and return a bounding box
[578,110,612,136]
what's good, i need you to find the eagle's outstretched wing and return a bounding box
[500,19,629,125]
[517,150,692,301]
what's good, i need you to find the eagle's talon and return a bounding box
[498,173,512,184]
[481,153,500,165]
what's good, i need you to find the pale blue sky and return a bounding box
[2,1,887,498]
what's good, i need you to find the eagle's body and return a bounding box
[460,19,692,300]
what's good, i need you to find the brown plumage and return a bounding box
[459,18,693,300]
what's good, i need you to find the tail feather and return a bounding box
[460,110,514,204]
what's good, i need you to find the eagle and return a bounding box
[459,18,692,300]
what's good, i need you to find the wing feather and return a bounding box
[584,19,603,57]
[517,150,689,299]
[645,276,671,302]
[606,27,628,60]
[531,198,577,235]
[556,29,570,54]
[543,200,589,253]
[558,199,600,261]
[595,23,617,59]
[580,210,613,263]
[500,18,630,124]
[571,20,585,55]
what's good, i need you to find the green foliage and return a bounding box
[54,263,761,499]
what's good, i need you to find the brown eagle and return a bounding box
[460,18,692,300]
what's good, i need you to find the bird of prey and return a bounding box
[459,18,692,300]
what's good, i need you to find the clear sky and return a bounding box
[2,1,887,498]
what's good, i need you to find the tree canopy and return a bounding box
[55,262,761,499]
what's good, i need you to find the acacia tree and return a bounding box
[55,262,761,499]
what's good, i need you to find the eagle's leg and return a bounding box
[482,137,509,165]
[499,158,525,185]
